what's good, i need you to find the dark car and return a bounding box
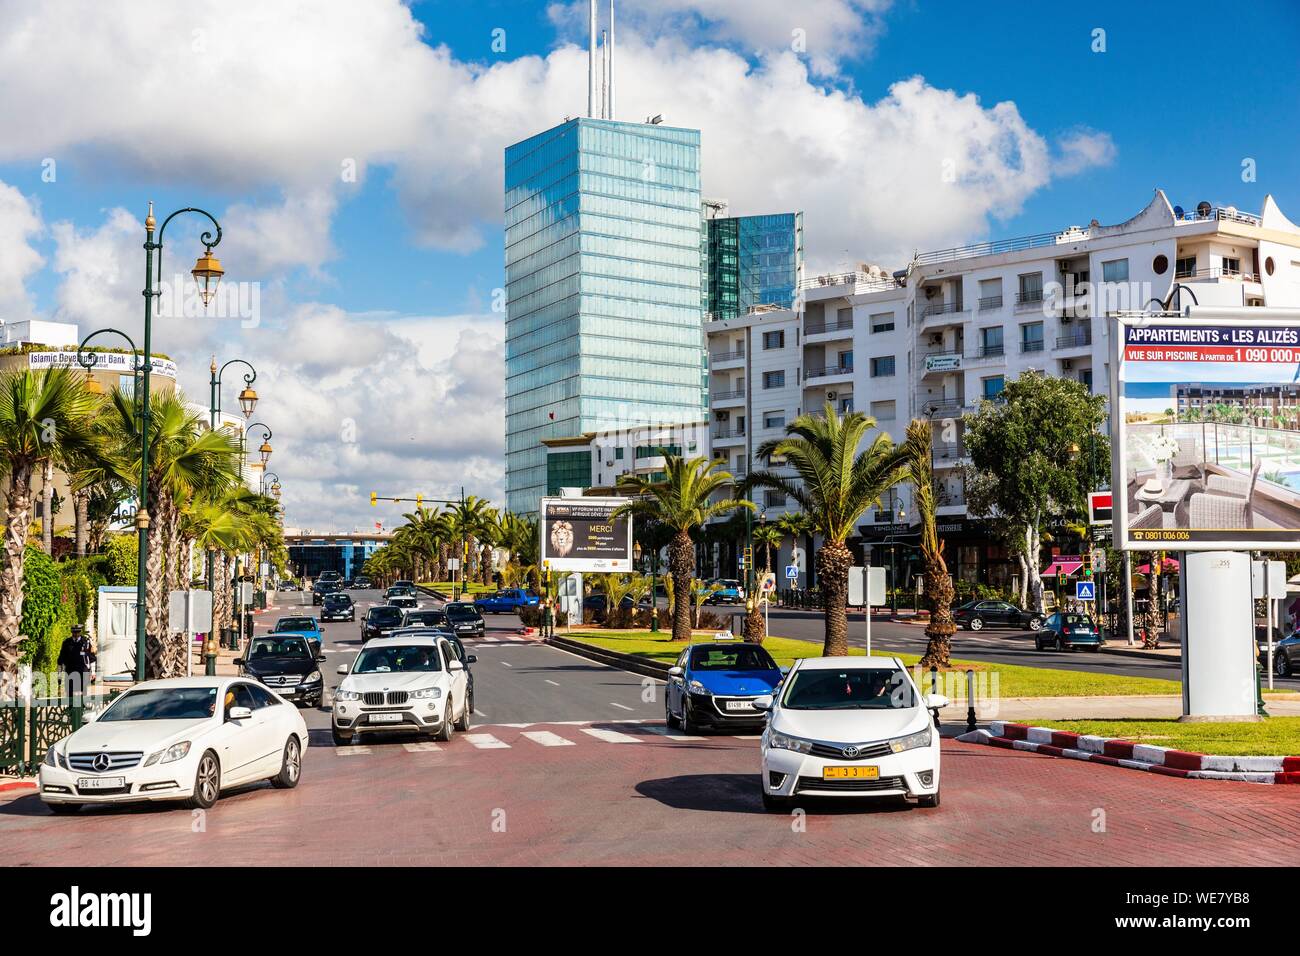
[321,592,355,622]
[353,576,372,589]
[392,627,477,713]
[312,580,341,605]
[402,608,449,629]
[953,600,1044,632]
[361,605,405,642]
[385,585,418,609]
[1036,611,1103,651]
[583,593,634,623]
[445,602,485,637]
[1261,631,1298,678]
[235,634,326,708]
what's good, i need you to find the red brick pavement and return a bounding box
[2,726,1295,867]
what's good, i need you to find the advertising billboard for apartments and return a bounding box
[539,497,633,572]
[1111,311,1300,550]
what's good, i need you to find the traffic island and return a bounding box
[957,720,1300,784]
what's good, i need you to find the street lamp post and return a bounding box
[86,203,224,683]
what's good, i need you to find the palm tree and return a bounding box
[905,419,956,667]
[753,522,782,574]
[614,456,753,641]
[748,403,908,656]
[775,511,813,585]
[0,369,102,674]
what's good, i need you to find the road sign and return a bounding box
[784,564,799,580]
[447,557,460,571]
[1076,581,1096,601]
[759,572,776,595]
[848,566,887,607]
[168,589,213,633]
[1093,549,1107,573]
[1087,491,1113,527]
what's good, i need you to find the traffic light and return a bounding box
[1083,551,1093,577]
[416,494,423,508]
[370,492,377,506]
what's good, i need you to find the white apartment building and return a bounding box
[704,190,1300,588]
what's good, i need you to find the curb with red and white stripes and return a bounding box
[957,721,1300,785]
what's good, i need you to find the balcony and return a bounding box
[1055,330,1093,351]
[1020,339,1045,354]
[978,295,1003,311]
[919,300,968,329]
[710,387,746,408]
[709,349,746,368]
[1015,289,1044,311]
[798,271,900,295]
[965,344,1006,367]
[806,364,855,382]
[932,442,967,466]
[711,426,746,444]
[921,398,969,418]
[804,317,854,338]
[1174,266,1262,283]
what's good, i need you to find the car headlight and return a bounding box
[766,730,814,754]
[44,745,60,768]
[145,741,192,767]
[304,671,322,683]
[687,680,710,695]
[410,687,443,700]
[336,690,361,701]
[889,726,932,753]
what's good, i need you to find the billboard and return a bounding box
[1112,311,1300,550]
[539,496,633,572]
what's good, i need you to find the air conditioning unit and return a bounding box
[929,333,942,345]
[827,391,837,400]
[924,285,939,298]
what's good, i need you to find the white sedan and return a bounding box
[39,677,309,814]
[331,634,471,745]
[755,656,947,811]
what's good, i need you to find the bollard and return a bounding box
[929,665,938,696]
[965,669,977,733]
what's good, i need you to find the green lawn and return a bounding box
[419,581,495,596]
[1023,718,1300,756]
[562,629,1183,699]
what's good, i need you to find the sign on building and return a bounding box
[538,496,633,572]
[1087,491,1113,526]
[923,353,962,373]
[1112,312,1300,550]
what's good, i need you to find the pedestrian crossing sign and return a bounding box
[1076,581,1096,601]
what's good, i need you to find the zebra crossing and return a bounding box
[329,720,755,755]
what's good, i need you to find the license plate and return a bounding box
[77,776,126,790]
[725,699,755,711]
[277,686,298,694]
[823,766,879,780]
[368,712,403,723]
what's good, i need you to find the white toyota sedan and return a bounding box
[755,656,947,811]
[39,677,309,814]
[331,634,471,745]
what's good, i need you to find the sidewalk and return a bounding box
[963,693,1300,721]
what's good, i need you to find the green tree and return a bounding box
[905,419,955,667]
[104,533,139,586]
[19,544,61,673]
[748,403,908,656]
[963,372,1107,614]
[614,456,752,641]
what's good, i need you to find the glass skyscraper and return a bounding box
[504,118,706,515]
[703,212,804,319]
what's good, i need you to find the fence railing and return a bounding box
[0,691,122,775]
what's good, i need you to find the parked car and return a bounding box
[39,677,308,813]
[445,602,486,638]
[321,592,356,622]
[331,634,471,745]
[706,579,746,605]
[1261,631,1299,678]
[953,600,1044,631]
[582,593,635,623]
[665,641,783,733]
[474,588,540,614]
[236,634,327,707]
[1036,612,1104,651]
[402,608,450,629]
[361,605,405,643]
[754,656,947,812]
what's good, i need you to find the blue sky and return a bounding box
[0,0,1296,528]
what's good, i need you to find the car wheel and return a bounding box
[47,802,82,815]
[454,697,471,731]
[665,692,680,729]
[1027,617,1043,631]
[681,701,699,735]
[1055,636,1065,652]
[918,788,940,809]
[271,737,302,790]
[184,751,221,810]
[969,618,984,631]
[436,704,454,742]
[331,728,353,747]
[761,791,790,813]
[1276,653,1293,678]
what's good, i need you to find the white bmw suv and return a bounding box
[332,634,470,745]
[754,656,947,811]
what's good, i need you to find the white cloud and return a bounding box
[0,181,44,320]
[1054,127,1118,178]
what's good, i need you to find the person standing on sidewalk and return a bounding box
[541,599,555,639]
[57,625,96,699]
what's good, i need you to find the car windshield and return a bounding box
[276,617,317,631]
[248,637,310,659]
[405,611,446,625]
[782,667,910,710]
[100,687,220,721]
[324,595,349,604]
[690,646,778,671]
[446,605,480,621]
[1061,614,1093,626]
[353,645,442,673]
[369,608,404,626]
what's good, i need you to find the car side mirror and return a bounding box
[449,659,465,671]
[924,693,951,710]
[336,664,348,675]
[233,658,245,665]
[752,695,774,711]
[80,709,99,723]
[228,706,253,722]
[668,666,683,677]
[466,655,478,664]
[316,656,327,663]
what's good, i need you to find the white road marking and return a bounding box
[609,702,634,711]
[637,726,705,741]
[580,728,642,744]
[335,747,372,756]
[472,709,487,718]
[521,731,575,747]
[501,661,513,668]
[464,733,511,749]
[403,742,442,753]
[732,735,762,740]
[544,679,560,686]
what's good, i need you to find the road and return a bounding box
[1,590,1296,866]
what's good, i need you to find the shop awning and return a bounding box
[1041,560,1083,578]
[1137,558,1180,574]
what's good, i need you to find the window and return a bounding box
[838,349,854,370]
[763,411,785,430]
[225,683,257,718]
[836,307,853,326]
[1017,272,1043,304]
[765,491,787,508]
[248,684,282,710]
[1020,322,1044,352]
[1222,256,1241,275]
[839,396,854,413]
[870,312,894,334]
[870,400,896,421]
[1101,259,1129,282]
[983,376,1005,399]
[1079,368,1093,390]
[1153,254,1169,275]
[763,370,785,389]
[1175,255,1197,278]
[978,278,1002,309]
[763,330,784,350]
[614,447,623,460]
[870,355,896,377]
[980,326,1004,356]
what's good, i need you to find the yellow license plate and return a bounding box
[822,766,879,780]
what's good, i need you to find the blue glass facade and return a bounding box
[704,212,803,319]
[504,118,706,514]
